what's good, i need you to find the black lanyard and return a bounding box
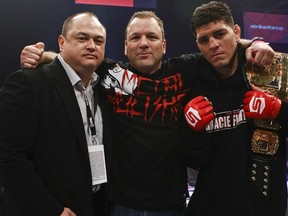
[83,90,97,142]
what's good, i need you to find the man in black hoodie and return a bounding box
[183,2,287,216]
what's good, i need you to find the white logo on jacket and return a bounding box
[101,65,138,95]
[206,108,247,132]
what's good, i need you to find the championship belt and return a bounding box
[244,52,288,197]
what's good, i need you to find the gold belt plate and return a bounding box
[251,129,279,155]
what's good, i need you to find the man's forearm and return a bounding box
[40,51,57,64]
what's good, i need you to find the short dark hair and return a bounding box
[191,1,234,36]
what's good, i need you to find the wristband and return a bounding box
[250,37,265,45]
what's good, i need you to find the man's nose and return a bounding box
[208,37,219,49]
[139,36,149,47]
[86,39,96,49]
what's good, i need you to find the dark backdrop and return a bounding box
[1,0,288,87]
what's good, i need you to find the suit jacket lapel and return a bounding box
[49,59,90,160]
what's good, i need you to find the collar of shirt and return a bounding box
[57,54,99,90]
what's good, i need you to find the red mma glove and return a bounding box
[243,90,282,120]
[184,96,215,131]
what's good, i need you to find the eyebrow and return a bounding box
[75,31,105,39]
[197,29,227,39]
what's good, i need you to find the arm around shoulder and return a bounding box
[20,42,57,69]
[41,51,57,64]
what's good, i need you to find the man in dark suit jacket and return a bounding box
[0,12,112,216]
